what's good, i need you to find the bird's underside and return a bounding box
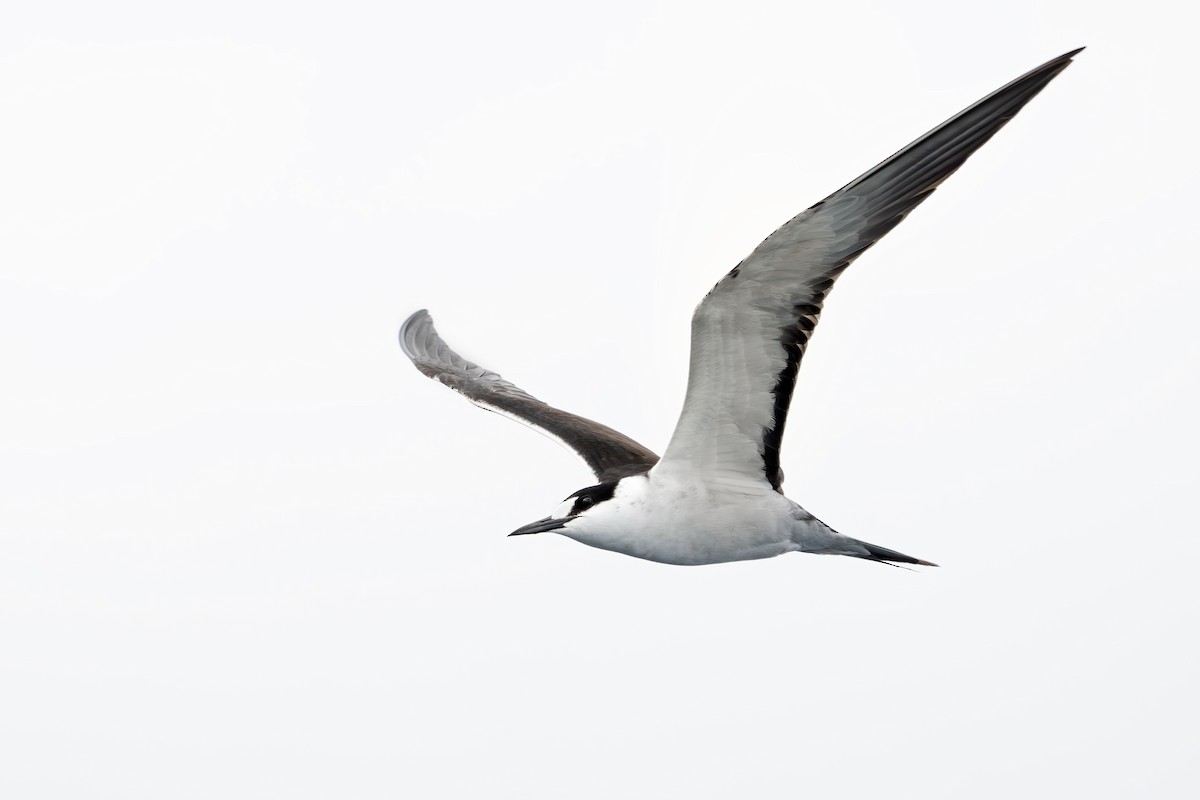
[398,48,1081,567]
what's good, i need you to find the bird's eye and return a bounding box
[576,495,595,510]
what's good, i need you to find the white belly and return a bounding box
[557,473,807,566]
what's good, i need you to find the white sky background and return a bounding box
[2,1,1197,797]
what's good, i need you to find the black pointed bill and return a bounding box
[509,516,572,536]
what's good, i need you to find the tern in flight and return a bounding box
[399,49,1080,567]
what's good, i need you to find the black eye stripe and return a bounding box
[568,480,618,515]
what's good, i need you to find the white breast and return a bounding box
[557,473,803,566]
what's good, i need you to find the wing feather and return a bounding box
[656,49,1082,492]
[399,310,659,481]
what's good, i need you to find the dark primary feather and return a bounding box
[736,48,1082,491]
[399,310,659,482]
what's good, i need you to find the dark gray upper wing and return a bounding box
[399,310,659,481]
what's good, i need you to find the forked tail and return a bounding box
[849,537,939,568]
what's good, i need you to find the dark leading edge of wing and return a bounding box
[399,310,660,481]
[751,48,1082,491]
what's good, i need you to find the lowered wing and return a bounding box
[399,310,660,481]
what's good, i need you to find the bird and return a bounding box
[398,49,1081,567]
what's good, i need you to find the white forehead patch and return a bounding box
[552,497,576,518]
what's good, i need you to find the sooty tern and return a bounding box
[399,49,1080,567]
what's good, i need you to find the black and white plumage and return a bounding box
[399,49,1081,567]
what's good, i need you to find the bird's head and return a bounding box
[508,479,628,539]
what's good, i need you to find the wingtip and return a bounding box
[400,308,430,331]
[1008,48,1084,88]
[1044,47,1085,72]
[1027,47,1084,79]
[398,308,433,359]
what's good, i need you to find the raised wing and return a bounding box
[655,49,1081,493]
[399,310,660,481]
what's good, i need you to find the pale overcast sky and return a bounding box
[2,2,1197,798]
